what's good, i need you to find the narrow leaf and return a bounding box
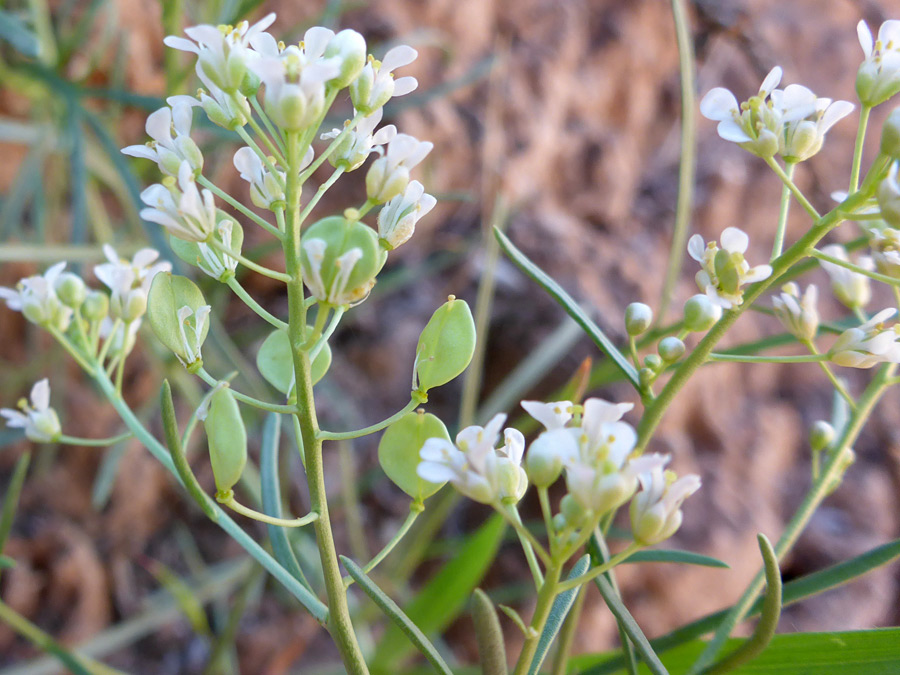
[0,9,40,57]
[624,549,729,568]
[0,453,30,571]
[143,558,212,638]
[472,589,508,675]
[342,556,454,675]
[495,228,641,390]
[527,555,591,675]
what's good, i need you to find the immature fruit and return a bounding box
[205,387,247,495]
[300,216,381,305]
[256,328,332,394]
[147,273,209,369]
[378,410,449,502]
[414,296,476,393]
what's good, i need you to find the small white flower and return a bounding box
[1,379,61,443]
[688,227,772,309]
[817,244,873,310]
[350,46,419,114]
[772,282,819,341]
[234,147,285,209]
[122,103,203,176]
[521,400,574,431]
[856,20,900,106]
[140,161,218,242]
[630,465,701,545]
[828,307,900,368]
[870,227,900,278]
[301,239,373,306]
[175,304,211,368]
[366,133,433,203]
[94,244,171,322]
[770,84,853,162]
[167,68,252,130]
[418,414,528,504]
[377,180,436,249]
[321,108,397,172]
[194,219,241,281]
[0,262,72,331]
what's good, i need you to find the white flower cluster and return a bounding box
[688,227,772,309]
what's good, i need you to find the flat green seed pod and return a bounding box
[378,410,449,501]
[147,273,209,364]
[256,328,332,394]
[301,216,380,305]
[205,387,247,494]
[414,296,476,393]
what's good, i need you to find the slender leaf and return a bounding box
[471,589,508,675]
[0,453,31,577]
[144,559,212,638]
[0,10,40,57]
[0,602,98,675]
[624,549,729,569]
[372,513,506,669]
[527,555,591,675]
[342,556,454,675]
[495,228,641,390]
[260,412,315,593]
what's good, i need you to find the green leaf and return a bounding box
[0,10,40,57]
[471,589,508,675]
[0,452,30,575]
[571,628,900,674]
[527,555,591,675]
[372,513,506,670]
[624,549,729,569]
[342,556,454,675]
[494,228,641,390]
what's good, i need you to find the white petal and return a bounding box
[503,428,526,464]
[858,20,874,58]
[381,45,417,73]
[121,145,158,161]
[687,234,706,261]
[759,66,783,95]
[31,379,51,411]
[699,88,739,121]
[0,409,28,427]
[819,100,854,133]
[304,26,335,59]
[164,36,200,54]
[417,461,457,484]
[720,227,749,253]
[392,76,418,97]
[145,107,172,144]
[716,119,752,143]
[742,265,773,283]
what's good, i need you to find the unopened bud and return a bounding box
[639,367,655,389]
[525,429,573,488]
[55,273,87,308]
[684,294,722,332]
[658,337,685,363]
[82,291,109,322]
[644,354,662,371]
[880,108,900,160]
[625,303,653,336]
[809,420,835,452]
[560,493,587,527]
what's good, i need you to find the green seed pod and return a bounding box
[256,328,332,394]
[205,387,247,495]
[714,249,741,294]
[301,216,381,306]
[658,336,685,363]
[414,295,476,394]
[378,410,449,502]
[624,302,653,336]
[147,273,210,372]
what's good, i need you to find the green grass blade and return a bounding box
[0,453,31,577]
[372,513,506,669]
[342,556,454,675]
[527,555,591,675]
[0,9,40,57]
[624,549,729,569]
[494,227,641,390]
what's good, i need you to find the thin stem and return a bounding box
[208,237,292,282]
[505,502,545,588]
[302,302,331,351]
[538,487,556,555]
[771,162,796,260]
[114,326,129,394]
[235,125,285,189]
[217,490,319,527]
[251,95,286,148]
[226,277,288,330]
[198,176,282,239]
[297,111,365,185]
[494,502,551,568]
[47,326,94,372]
[556,542,642,593]
[708,353,827,363]
[628,336,641,370]
[511,565,562,675]
[297,167,345,229]
[810,248,900,287]
[849,105,871,193]
[310,306,346,360]
[802,339,856,410]
[196,369,297,414]
[235,93,287,166]
[96,319,121,365]
[57,432,132,447]
[317,397,423,441]
[349,504,423,581]
[765,157,820,220]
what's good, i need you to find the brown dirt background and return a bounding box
[1,0,900,672]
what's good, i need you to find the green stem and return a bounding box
[707,353,827,363]
[236,93,287,166]
[235,125,285,189]
[208,237,292,282]
[849,105,871,194]
[512,565,562,675]
[196,369,297,414]
[765,157,820,220]
[297,167,345,229]
[302,302,331,350]
[96,319,121,365]
[318,397,423,441]
[355,503,423,578]
[57,432,132,447]
[297,110,365,185]
[556,543,642,593]
[197,176,283,239]
[225,277,288,330]
[251,95,286,149]
[310,306,346,360]
[47,325,94,372]
[810,248,900,287]
[283,129,369,673]
[802,339,856,410]
[550,579,587,675]
[216,490,318,528]
[538,487,556,555]
[771,162,796,259]
[506,502,545,588]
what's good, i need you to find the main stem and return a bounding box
[512,565,562,675]
[283,131,369,673]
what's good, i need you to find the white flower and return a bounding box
[377,180,436,249]
[99,317,141,355]
[1,379,61,443]
[770,84,853,162]
[233,146,285,209]
[870,227,900,277]
[94,244,170,322]
[140,161,218,242]
[175,305,211,368]
[195,219,240,281]
[167,68,251,130]
[521,400,574,431]
[856,20,900,106]
[688,227,772,309]
[817,244,873,309]
[121,103,203,176]
[700,66,785,158]
[321,108,397,172]
[0,262,72,331]
[350,46,419,114]
[828,307,900,368]
[366,133,433,203]
[301,239,371,306]
[630,465,701,545]
[164,14,275,92]
[772,282,819,341]
[417,414,528,504]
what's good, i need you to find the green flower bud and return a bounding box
[301,216,382,306]
[684,294,722,332]
[378,410,449,502]
[147,273,211,372]
[525,428,572,488]
[256,327,332,395]
[809,420,835,452]
[658,336,685,363]
[324,30,367,88]
[54,272,87,309]
[560,493,587,527]
[205,387,247,495]
[239,69,261,97]
[82,290,109,322]
[414,295,476,394]
[644,354,662,371]
[639,367,655,389]
[877,162,900,229]
[880,108,900,160]
[552,513,567,532]
[624,302,653,336]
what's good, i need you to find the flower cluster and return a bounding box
[688,227,772,309]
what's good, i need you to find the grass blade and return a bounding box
[0,9,40,57]
[0,453,31,581]
[624,550,729,569]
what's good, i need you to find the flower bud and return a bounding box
[414,295,476,394]
[877,162,900,229]
[301,215,382,306]
[122,290,148,322]
[205,387,247,495]
[54,273,86,309]
[147,273,211,371]
[379,410,450,502]
[366,160,409,203]
[552,513,567,532]
[525,428,575,488]
[683,294,722,332]
[880,108,900,160]
[809,420,835,452]
[559,493,588,527]
[625,302,653,336]
[82,290,109,322]
[324,30,367,88]
[658,336,685,363]
[644,354,662,371]
[256,327,331,395]
[639,368,655,389]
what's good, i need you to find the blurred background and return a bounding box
[1,0,899,672]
